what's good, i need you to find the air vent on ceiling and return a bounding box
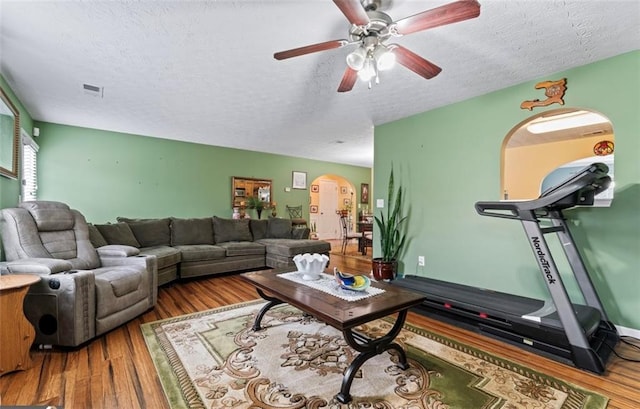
[83,83,104,98]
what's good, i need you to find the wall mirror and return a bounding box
[0,87,20,179]
[502,108,614,204]
[232,177,273,208]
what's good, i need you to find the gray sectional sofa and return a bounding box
[91,215,331,286]
[0,201,330,348]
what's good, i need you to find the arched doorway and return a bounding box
[501,108,614,205]
[309,174,358,240]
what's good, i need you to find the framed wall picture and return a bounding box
[361,183,369,204]
[311,184,319,193]
[340,186,347,194]
[343,198,350,206]
[310,205,318,213]
[292,171,307,190]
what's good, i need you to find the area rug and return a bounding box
[141,300,608,409]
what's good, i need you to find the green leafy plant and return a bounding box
[374,166,407,262]
[245,196,265,211]
[246,196,266,219]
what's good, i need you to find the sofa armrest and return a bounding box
[291,227,310,239]
[100,254,158,307]
[2,258,74,275]
[96,245,140,258]
[24,270,97,347]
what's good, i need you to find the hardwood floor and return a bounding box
[1,248,638,408]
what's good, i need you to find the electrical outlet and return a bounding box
[418,256,425,266]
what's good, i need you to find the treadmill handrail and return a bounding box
[476,162,610,218]
[475,201,523,220]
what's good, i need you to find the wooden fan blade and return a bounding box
[337,67,358,92]
[391,45,442,80]
[333,0,370,26]
[394,0,480,36]
[274,39,349,60]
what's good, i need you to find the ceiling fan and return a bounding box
[274,0,481,92]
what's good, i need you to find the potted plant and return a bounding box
[372,165,407,281]
[246,196,266,219]
[309,221,319,239]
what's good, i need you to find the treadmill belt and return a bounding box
[395,275,601,334]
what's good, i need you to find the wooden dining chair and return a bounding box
[339,215,362,255]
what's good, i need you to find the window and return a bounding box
[21,129,38,202]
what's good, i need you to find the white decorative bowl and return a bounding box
[293,253,329,281]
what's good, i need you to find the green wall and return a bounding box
[374,51,640,330]
[34,123,371,223]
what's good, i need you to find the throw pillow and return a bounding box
[213,216,252,243]
[171,218,214,245]
[117,217,155,223]
[267,217,293,239]
[87,223,108,247]
[126,218,172,247]
[95,223,141,247]
[249,219,268,240]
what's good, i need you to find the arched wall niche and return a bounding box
[501,108,615,204]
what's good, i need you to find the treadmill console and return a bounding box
[476,162,611,219]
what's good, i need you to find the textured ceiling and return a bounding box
[1,0,638,168]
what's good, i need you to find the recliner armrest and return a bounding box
[100,254,158,306]
[3,258,74,275]
[96,245,140,258]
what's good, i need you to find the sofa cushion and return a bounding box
[213,217,252,243]
[126,218,172,247]
[291,227,310,240]
[87,223,109,247]
[250,219,268,240]
[137,246,181,270]
[256,238,331,257]
[173,245,226,262]
[267,218,293,239]
[171,218,214,245]
[95,223,141,247]
[217,242,266,257]
[116,217,156,223]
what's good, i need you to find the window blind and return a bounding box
[21,131,39,202]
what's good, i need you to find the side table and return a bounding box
[0,274,40,376]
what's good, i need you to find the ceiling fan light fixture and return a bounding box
[357,57,376,82]
[346,46,367,71]
[373,44,395,71]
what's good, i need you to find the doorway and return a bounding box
[309,175,357,240]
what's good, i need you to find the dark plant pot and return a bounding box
[256,208,263,219]
[372,258,397,281]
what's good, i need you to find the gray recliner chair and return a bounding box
[0,201,157,347]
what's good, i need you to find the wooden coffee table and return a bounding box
[241,270,426,403]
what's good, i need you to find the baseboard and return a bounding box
[616,324,640,339]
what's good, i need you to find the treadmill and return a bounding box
[393,162,619,374]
